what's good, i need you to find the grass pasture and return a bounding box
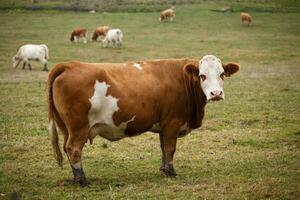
[0,1,300,199]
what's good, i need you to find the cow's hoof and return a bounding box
[79,179,90,187]
[74,178,90,187]
[164,169,177,177]
[160,165,177,177]
[74,179,91,187]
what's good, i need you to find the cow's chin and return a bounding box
[208,96,224,102]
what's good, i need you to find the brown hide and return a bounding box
[49,59,206,138]
[92,26,110,41]
[70,28,87,42]
[240,12,252,26]
[160,9,175,21]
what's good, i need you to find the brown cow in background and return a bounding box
[159,7,176,22]
[70,28,87,43]
[240,12,252,26]
[92,26,111,41]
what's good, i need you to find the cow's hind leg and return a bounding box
[28,62,32,70]
[42,59,48,71]
[43,63,48,71]
[159,133,166,173]
[117,39,122,47]
[159,121,181,177]
[65,126,90,186]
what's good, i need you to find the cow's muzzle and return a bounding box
[208,90,224,101]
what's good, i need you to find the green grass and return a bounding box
[1,2,300,199]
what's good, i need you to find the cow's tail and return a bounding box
[47,64,65,167]
[41,44,49,60]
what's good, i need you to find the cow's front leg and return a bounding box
[13,59,21,68]
[159,122,181,177]
[22,62,26,69]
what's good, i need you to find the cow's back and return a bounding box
[18,44,44,58]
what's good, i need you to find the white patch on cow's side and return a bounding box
[150,123,161,132]
[88,80,135,141]
[90,116,135,141]
[143,62,147,64]
[133,63,142,70]
[123,64,126,66]
[199,55,225,101]
[154,59,161,61]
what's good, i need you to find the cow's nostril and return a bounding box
[210,90,223,97]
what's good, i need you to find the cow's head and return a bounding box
[12,56,19,68]
[184,55,239,101]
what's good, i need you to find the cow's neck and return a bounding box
[186,75,207,129]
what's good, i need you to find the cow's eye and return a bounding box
[200,74,206,81]
[220,72,225,80]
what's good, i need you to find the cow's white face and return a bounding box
[12,56,18,68]
[199,55,225,101]
[184,55,240,102]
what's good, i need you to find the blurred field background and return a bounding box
[0,0,300,199]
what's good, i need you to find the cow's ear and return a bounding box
[184,63,199,77]
[222,63,240,77]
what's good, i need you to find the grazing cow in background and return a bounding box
[159,7,176,22]
[47,55,239,186]
[70,28,87,43]
[102,28,123,48]
[12,44,49,71]
[240,12,252,26]
[92,26,111,41]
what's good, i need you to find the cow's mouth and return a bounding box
[208,96,224,102]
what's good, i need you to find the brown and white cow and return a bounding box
[70,28,87,43]
[47,55,239,186]
[92,26,111,41]
[240,12,252,26]
[159,8,176,22]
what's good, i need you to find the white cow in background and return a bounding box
[12,44,49,71]
[102,29,123,48]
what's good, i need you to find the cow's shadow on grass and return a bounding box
[56,172,168,188]
[55,173,164,188]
